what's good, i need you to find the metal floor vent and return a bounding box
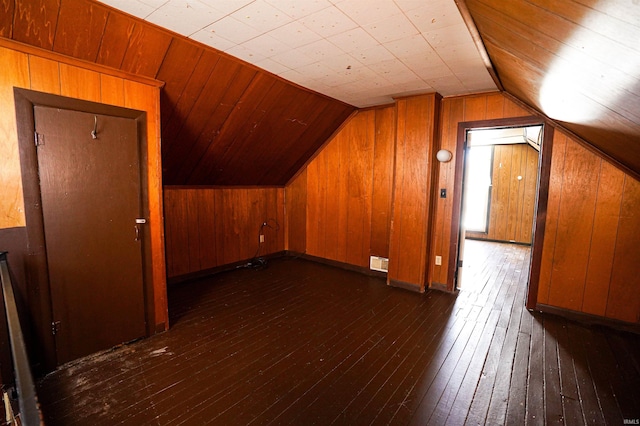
[370,256,389,273]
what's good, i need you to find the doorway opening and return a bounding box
[450,117,554,310]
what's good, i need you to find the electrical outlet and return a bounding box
[259,234,265,243]
[435,256,442,266]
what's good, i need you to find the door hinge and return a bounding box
[35,132,45,147]
[51,321,61,335]
[458,260,463,268]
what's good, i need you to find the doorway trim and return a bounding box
[449,116,554,310]
[14,88,155,371]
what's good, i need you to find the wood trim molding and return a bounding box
[453,0,504,91]
[165,185,285,190]
[297,253,388,279]
[449,116,549,300]
[388,278,424,293]
[168,251,288,285]
[0,37,165,88]
[536,304,640,335]
[429,282,455,293]
[525,125,554,310]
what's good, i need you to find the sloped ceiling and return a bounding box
[96,0,497,106]
[2,0,638,184]
[0,0,355,186]
[465,0,640,177]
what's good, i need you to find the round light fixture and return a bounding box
[436,149,452,163]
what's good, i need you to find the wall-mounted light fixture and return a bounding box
[436,149,452,163]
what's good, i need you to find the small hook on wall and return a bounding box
[91,115,98,139]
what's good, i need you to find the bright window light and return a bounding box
[463,145,493,233]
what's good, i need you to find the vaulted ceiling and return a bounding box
[0,0,356,186]
[1,0,639,184]
[465,0,640,178]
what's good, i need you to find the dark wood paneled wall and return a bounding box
[466,143,538,244]
[430,93,530,287]
[0,0,355,186]
[164,187,285,279]
[538,131,640,324]
[387,94,440,290]
[287,106,396,267]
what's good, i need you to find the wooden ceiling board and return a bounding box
[95,11,135,69]
[159,49,220,135]
[53,0,108,61]
[13,0,59,50]
[466,0,640,177]
[254,92,330,184]
[275,103,355,185]
[484,40,640,174]
[173,65,258,185]
[156,39,203,128]
[193,76,286,185]
[219,83,304,184]
[1,0,354,185]
[268,101,355,185]
[168,57,253,184]
[119,23,172,78]
[184,73,279,184]
[468,0,640,124]
[0,0,15,38]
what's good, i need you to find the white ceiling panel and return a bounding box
[363,13,419,44]
[241,33,292,58]
[333,0,403,26]
[229,0,293,33]
[97,0,498,107]
[97,0,159,19]
[201,0,253,15]
[265,0,333,20]
[146,1,225,36]
[268,21,321,48]
[225,44,267,63]
[298,6,358,38]
[203,15,262,44]
[327,27,379,55]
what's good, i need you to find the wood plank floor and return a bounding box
[36,240,640,425]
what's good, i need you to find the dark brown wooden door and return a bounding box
[34,106,146,365]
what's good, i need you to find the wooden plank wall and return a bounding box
[430,93,530,287]
[286,90,640,326]
[537,131,640,324]
[287,106,396,268]
[0,39,168,330]
[164,187,285,279]
[387,94,440,290]
[466,143,538,244]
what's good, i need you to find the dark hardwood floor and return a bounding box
[37,241,640,425]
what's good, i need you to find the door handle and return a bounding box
[134,218,145,241]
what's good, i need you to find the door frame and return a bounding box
[14,88,155,372]
[448,116,554,310]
